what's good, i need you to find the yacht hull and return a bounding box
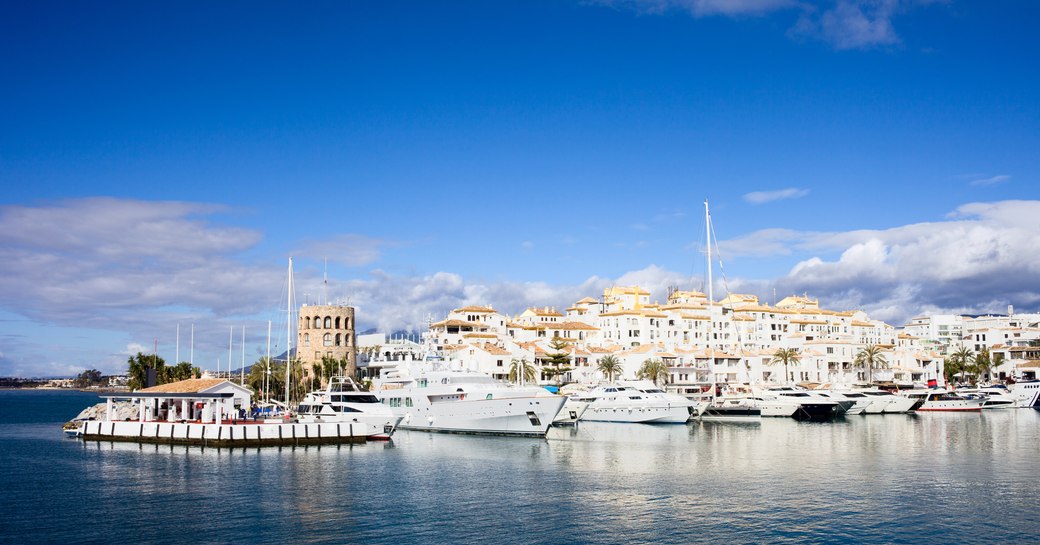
[394,396,567,436]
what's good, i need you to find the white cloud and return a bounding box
[743,187,810,205]
[596,0,797,17]
[596,0,945,50]
[770,200,1040,322]
[969,174,1011,186]
[295,234,390,267]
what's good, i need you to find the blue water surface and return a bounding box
[1,389,1037,544]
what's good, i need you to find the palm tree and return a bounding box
[636,359,670,387]
[855,345,888,384]
[597,355,624,382]
[508,358,537,385]
[945,347,975,386]
[973,347,993,384]
[769,348,800,385]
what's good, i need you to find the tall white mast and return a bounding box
[705,199,716,403]
[241,326,245,385]
[228,326,233,380]
[286,257,293,408]
[266,320,272,404]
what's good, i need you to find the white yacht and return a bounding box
[957,385,1017,409]
[1009,380,1040,408]
[296,377,404,440]
[754,387,841,420]
[900,389,984,412]
[373,365,566,436]
[552,398,590,426]
[574,382,694,424]
[846,387,921,414]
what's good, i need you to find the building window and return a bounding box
[303,333,310,347]
[324,333,332,347]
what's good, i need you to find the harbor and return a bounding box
[5,388,1039,545]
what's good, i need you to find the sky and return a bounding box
[1,1,1038,377]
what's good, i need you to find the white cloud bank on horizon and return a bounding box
[594,0,945,50]
[2,197,1039,376]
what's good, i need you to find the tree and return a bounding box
[636,359,670,387]
[945,347,975,386]
[973,347,993,384]
[247,357,272,400]
[854,345,888,384]
[769,348,801,384]
[73,369,103,388]
[597,355,623,382]
[543,337,573,385]
[168,361,198,382]
[126,352,166,391]
[508,358,537,385]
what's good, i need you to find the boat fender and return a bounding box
[459,393,465,400]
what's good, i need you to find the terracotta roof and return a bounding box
[139,378,228,394]
[453,305,497,313]
[432,319,486,328]
[481,343,511,356]
[544,321,600,331]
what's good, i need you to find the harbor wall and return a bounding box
[79,420,367,447]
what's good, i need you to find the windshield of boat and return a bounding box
[332,394,381,403]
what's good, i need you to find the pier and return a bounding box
[79,420,367,447]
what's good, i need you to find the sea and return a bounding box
[1,389,1037,545]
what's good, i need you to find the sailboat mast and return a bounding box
[228,326,233,380]
[705,200,716,402]
[266,320,271,404]
[286,257,293,408]
[241,326,245,385]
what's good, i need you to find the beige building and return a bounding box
[297,303,357,381]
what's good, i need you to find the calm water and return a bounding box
[2,390,1038,544]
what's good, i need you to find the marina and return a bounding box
[5,389,1040,545]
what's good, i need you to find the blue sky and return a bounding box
[2,1,1038,376]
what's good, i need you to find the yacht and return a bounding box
[846,387,921,413]
[552,397,590,426]
[296,377,404,439]
[957,385,1017,409]
[900,389,984,412]
[1009,380,1040,408]
[574,382,694,424]
[373,365,566,436]
[754,387,841,420]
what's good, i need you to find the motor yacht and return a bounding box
[1008,380,1040,408]
[847,387,921,413]
[574,382,694,424]
[753,387,840,421]
[373,364,566,436]
[296,376,403,439]
[957,385,1017,409]
[900,389,984,412]
[552,397,590,426]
